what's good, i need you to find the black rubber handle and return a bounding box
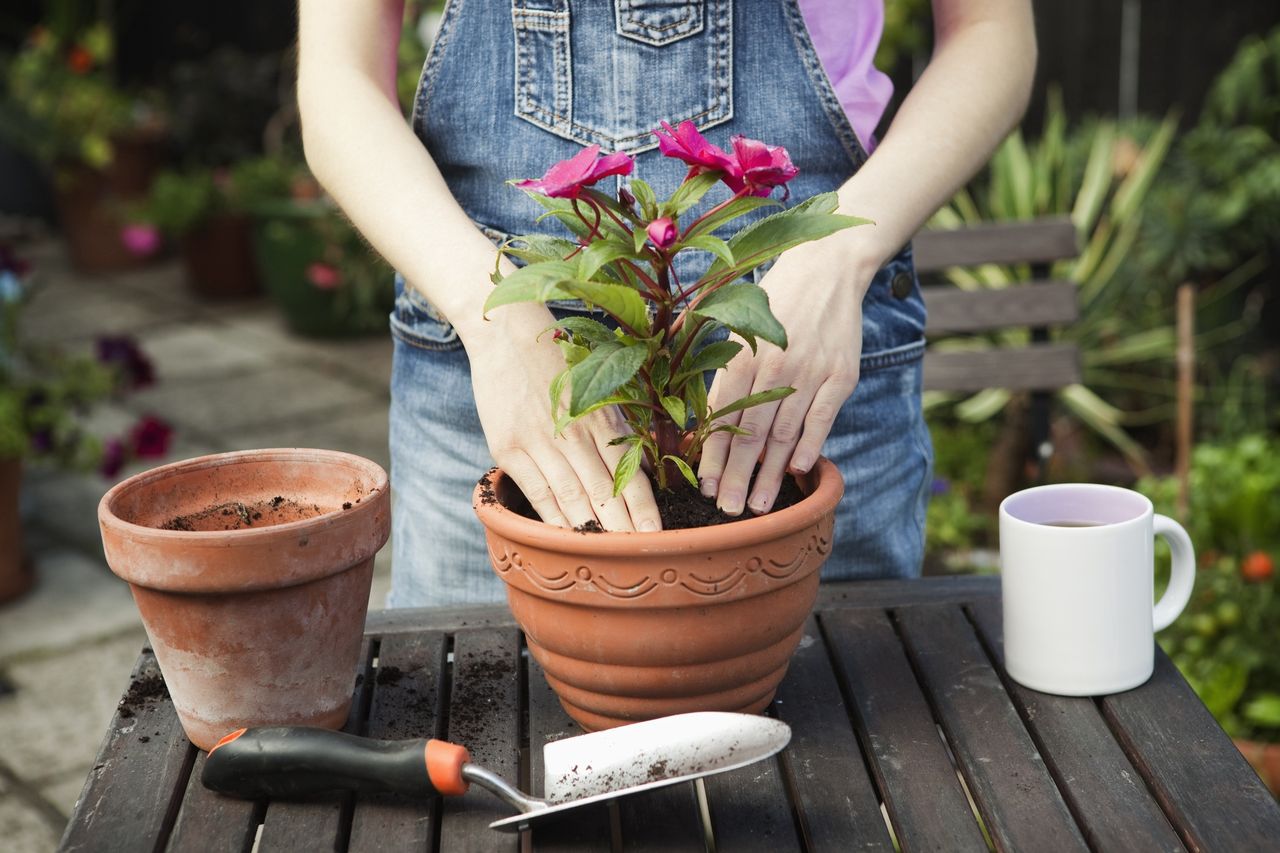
[201,727,436,800]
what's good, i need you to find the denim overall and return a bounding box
[388,0,932,606]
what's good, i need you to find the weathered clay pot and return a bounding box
[473,458,843,730]
[0,458,34,604]
[1235,738,1280,795]
[98,449,389,750]
[180,213,261,299]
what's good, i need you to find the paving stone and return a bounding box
[21,270,193,344]
[36,768,90,821]
[0,630,147,782]
[0,792,61,853]
[125,364,380,436]
[0,549,139,662]
[220,405,390,471]
[132,322,275,381]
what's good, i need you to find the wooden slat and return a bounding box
[166,751,263,852]
[703,750,802,852]
[438,628,522,852]
[770,617,893,851]
[821,609,988,852]
[613,776,706,851]
[347,633,449,852]
[895,605,1088,853]
[527,656,615,850]
[914,218,1079,272]
[258,639,375,853]
[367,605,517,636]
[923,281,1078,334]
[923,343,1081,392]
[60,649,198,853]
[818,576,1000,611]
[1101,651,1280,850]
[966,601,1184,852]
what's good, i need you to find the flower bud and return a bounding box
[618,187,636,207]
[646,217,677,250]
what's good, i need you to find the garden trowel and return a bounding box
[202,711,790,831]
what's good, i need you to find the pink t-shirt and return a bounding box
[796,0,893,153]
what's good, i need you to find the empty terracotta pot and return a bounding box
[473,458,843,730]
[98,449,389,750]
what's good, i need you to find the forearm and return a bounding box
[296,0,544,343]
[831,0,1037,276]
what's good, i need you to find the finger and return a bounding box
[716,394,782,516]
[561,434,638,532]
[496,449,570,528]
[597,436,662,532]
[748,386,814,514]
[696,365,753,498]
[787,377,855,475]
[527,440,601,529]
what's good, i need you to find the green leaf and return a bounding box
[1243,694,1280,728]
[672,339,742,384]
[663,454,699,489]
[542,316,615,344]
[568,341,648,416]
[630,179,658,220]
[562,280,650,333]
[683,196,781,241]
[661,395,686,426]
[482,261,579,315]
[549,367,570,416]
[955,387,1011,422]
[684,371,708,424]
[577,239,640,280]
[708,386,794,422]
[662,172,722,217]
[690,282,788,350]
[556,339,590,366]
[633,224,650,254]
[612,442,646,497]
[500,233,577,265]
[680,234,735,268]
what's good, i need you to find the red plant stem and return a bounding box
[572,197,604,242]
[680,185,752,240]
[669,314,709,374]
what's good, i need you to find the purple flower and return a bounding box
[100,438,125,478]
[96,336,155,389]
[516,145,635,199]
[931,478,951,496]
[29,428,54,454]
[0,243,30,277]
[129,415,173,459]
[119,224,161,258]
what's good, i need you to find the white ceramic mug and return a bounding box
[999,483,1196,695]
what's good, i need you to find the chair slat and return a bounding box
[923,344,1080,392]
[914,218,1078,272]
[924,281,1078,334]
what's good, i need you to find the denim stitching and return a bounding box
[906,371,933,564]
[616,0,704,46]
[413,0,466,135]
[859,339,926,371]
[780,0,866,170]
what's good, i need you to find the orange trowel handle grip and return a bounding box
[201,727,472,800]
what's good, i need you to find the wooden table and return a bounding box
[60,577,1280,851]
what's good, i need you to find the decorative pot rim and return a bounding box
[472,456,843,556]
[99,447,388,551]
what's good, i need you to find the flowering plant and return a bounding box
[0,245,172,476]
[486,121,866,496]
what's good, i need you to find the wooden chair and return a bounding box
[913,217,1081,478]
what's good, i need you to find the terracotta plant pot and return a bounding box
[0,458,35,604]
[473,458,844,730]
[1235,738,1280,796]
[98,449,389,750]
[180,214,261,299]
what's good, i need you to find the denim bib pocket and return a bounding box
[390,273,464,352]
[511,0,732,152]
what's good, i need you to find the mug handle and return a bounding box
[1152,514,1196,632]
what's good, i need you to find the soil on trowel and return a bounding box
[161,495,326,531]
[484,465,805,532]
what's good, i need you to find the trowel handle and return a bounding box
[201,727,472,799]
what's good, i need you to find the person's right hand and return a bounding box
[465,306,663,533]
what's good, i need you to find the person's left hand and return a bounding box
[696,241,876,516]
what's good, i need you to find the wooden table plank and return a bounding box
[166,751,263,853]
[526,657,615,851]
[967,600,1184,852]
[895,605,1088,853]
[60,649,197,853]
[257,639,374,853]
[615,781,706,853]
[817,576,1000,611]
[703,750,802,852]
[438,628,522,852]
[1101,651,1280,851]
[821,608,988,852]
[771,617,893,851]
[347,632,449,852]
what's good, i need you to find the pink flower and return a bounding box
[306,262,342,290]
[653,121,737,175]
[517,145,634,199]
[119,224,161,257]
[646,217,678,249]
[100,438,126,479]
[129,415,173,459]
[730,135,799,198]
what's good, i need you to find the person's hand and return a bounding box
[465,305,663,532]
[696,242,875,516]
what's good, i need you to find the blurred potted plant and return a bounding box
[0,244,173,602]
[1140,434,1280,793]
[129,165,263,299]
[1,23,166,273]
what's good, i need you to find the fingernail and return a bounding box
[749,493,772,514]
[720,493,743,515]
[639,519,658,532]
[700,478,717,498]
[791,454,813,473]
